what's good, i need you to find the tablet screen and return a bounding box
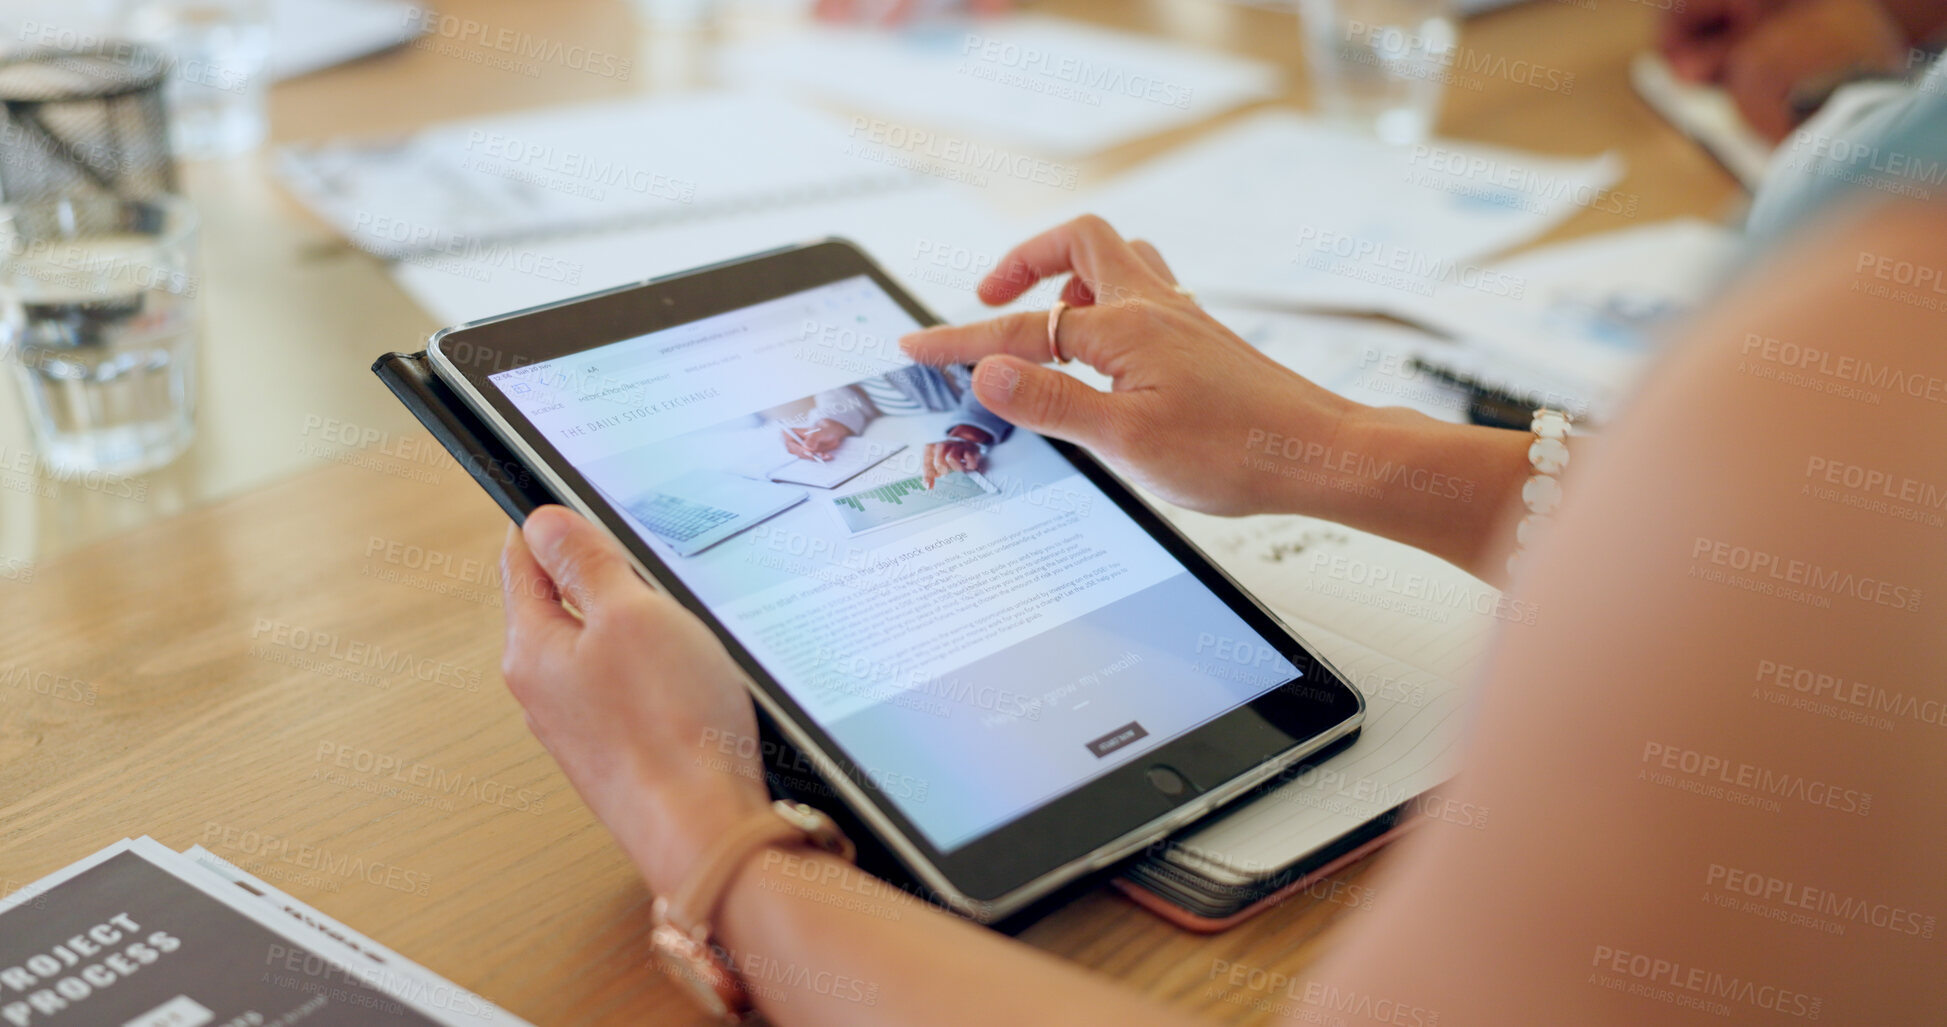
[488,274,1305,852]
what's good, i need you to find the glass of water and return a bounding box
[124,0,273,158]
[1298,0,1458,144]
[0,194,200,475]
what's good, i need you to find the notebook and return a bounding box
[1116,504,1498,927]
[1122,614,1476,922]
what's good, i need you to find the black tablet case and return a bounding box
[372,349,916,862]
[371,350,1127,931]
[374,350,1403,933]
[370,350,887,824]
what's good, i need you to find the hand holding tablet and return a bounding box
[427,237,1363,921]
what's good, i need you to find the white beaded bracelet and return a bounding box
[1506,408,1572,578]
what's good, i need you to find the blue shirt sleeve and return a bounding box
[950,391,1014,444]
[1748,61,1947,241]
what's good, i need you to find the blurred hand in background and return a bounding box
[1658,0,1932,139]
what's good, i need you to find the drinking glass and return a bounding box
[0,194,199,475]
[124,0,272,158]
[1298,0,1458,144]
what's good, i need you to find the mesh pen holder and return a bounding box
[0,43,178,204]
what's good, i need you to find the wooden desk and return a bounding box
[0,1,1734,1023]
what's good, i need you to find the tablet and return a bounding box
[427,239,1365,921]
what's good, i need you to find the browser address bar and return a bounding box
[537,300,823,411]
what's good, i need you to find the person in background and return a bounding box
[1659,0,1947,138]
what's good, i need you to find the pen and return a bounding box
[1406,355,1580,431]
[787,426,830,462]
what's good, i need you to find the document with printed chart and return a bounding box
[0,837,530,1027]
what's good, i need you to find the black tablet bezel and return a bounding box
[430,239,1364,906]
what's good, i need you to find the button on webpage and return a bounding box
[1085,721,1149,758]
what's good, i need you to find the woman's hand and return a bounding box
[1658,0,1908,140]
[899,215,1360,518]
[1721,0,1908,140]
[901,215,1538,581]
[1658,0,1789,83]
[500,506,770,894]
[782,418,853,461]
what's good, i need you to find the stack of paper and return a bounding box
[1630,52,1773,189]
[0,838,529,1026]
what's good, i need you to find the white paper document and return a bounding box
[3,0,422,80]
[178,844,527,1022]
[716,14,1283,157]
[1385,217,1743,423]
[388,183,1034,327]
[1060,110,1624,313]
[278,92,915,256]
[1205,305,1472,422]
[1156,506,1502,679]
[0,837,531,1026]
[1630,52,1773,189]
[268,0,426,81]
